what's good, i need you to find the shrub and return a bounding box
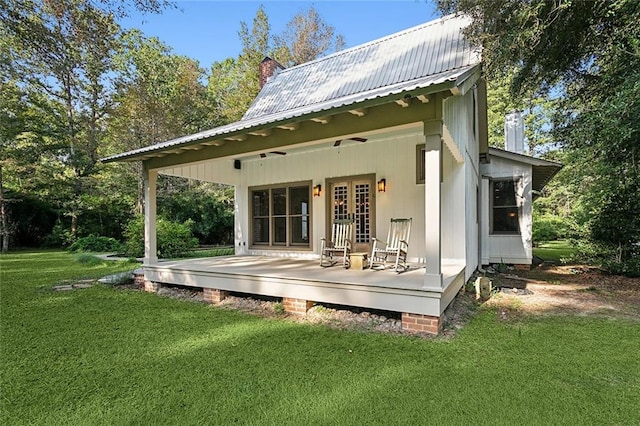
[157,180,234,245]
[573,239,640,277]
[42,222,76,248]
[74,253,106,266]
[123,216,198,259]
[69,234,122,253]
[601,257,640,278]
[533,214,576,244]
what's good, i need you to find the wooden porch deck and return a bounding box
[143,256,466,317]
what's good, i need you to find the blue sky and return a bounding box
[118,1,440,69]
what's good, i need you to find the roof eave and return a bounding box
[449,64,482,97]
[488,147,562,167]
[101,77,465,164]
[488,147,563,192]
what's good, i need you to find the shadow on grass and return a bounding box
[3,251,640,424]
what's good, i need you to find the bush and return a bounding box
[6,190,58,248]
[602,257,640,278]
[69,234,122,253]
[42,222,76,248]
[533,214,576,244]
[74,253,107,266]
[157,181,234,245]
[572,239,640,277]
[123,216,198,259]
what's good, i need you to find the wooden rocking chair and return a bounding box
[320,220,354,268]
[369,218,412,272]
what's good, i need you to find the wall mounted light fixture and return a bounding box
[377,178,386,192]
[313,184,322,197]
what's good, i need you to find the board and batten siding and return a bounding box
[159,126,433,262]
[160,159,241,186]
[239,130,429,262]
[480,156,533,265]
[443,89,481,280]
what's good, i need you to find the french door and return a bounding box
[328,175,375,252]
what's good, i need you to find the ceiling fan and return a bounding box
[259,151,287,158]
[334,137,367,147]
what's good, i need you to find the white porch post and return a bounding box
[234,184,248,255]
[424,121,443,288]
[143,167,158,264]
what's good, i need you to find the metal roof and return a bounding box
[243,13,479,120]
[103,13,480,163]
[488,148,563,194]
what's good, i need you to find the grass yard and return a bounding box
[1,251,639,425]
[533,239,578,264]
[180,246,235,259]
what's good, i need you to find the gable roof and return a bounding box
[243,13,479,120]
[488,147,563,194]
[103,13,480,163]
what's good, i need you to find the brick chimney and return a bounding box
[259,56,284,89]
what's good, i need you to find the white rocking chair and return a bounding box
[369,218,412,272]
[320,220,354,268]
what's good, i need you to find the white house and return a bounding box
[104,14,561,334]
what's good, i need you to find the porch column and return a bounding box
[143,167,158,264]
[424,121,443,288]
[234,184,248,255]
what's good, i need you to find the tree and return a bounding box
[486,71,556,156]
[207,5,345,124]
[0,81,27,251]
[108,31,210,211]
[273,6,345,67]
[0,77,67,249]
[1,0,173,246]
[207,57,244,125]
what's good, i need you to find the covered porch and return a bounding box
[142,255,466,333]
[133,99,474,334]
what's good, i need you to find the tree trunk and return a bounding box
[70,215,76,238]
[0,164,9,252]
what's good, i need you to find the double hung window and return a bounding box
[491,179,520,234]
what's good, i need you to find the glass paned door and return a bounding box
[330,177,374,252]
[353,182,371,246]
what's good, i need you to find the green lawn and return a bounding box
[533,239,578,263]
[2,251,639,425]
[179,246,235,259]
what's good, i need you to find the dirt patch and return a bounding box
[485,264,640,321]
[110,264,639,336]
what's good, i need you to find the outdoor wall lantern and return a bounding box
[377,178,386,192]
[313,184,322,197]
